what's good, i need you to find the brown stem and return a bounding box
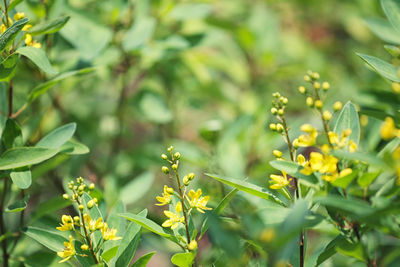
[0,178,9,267]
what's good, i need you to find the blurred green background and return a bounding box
[10,0,395,265]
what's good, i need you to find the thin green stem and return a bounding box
[0,178,9,267]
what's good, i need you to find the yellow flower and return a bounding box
[0,24,6,34]
[269,171,291,190]
[56,215,74,231]
[13,12,25,21]
[83,214,103,232]
[156,185,173,206]
[297,124,318,147]
[25,33,32,46]
[380,117,400,140]
[300,152,338,175]
[57,235,76,263]
[101,223,121,241]
[187,189,212,213]
[22,24,32,31]
[322,168,352,183]
[162,201,184,229]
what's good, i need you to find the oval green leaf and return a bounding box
[132,251,156,267]
[118,212,172,238]
[0,147,58,170]
[333,101,360,145]
[357,53,400,82]
[28,16,70,35]
[24,226,67,252]
[16,46,57,75]
[36,122,76,149]
[6,193,29,212]
[10,169,31,189]
[171,252,195,267]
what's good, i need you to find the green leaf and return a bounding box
[10,168,31,189]
[115,209,147,266]
[336,239,366,261]
[331,150,386,168]
[205,173,286,206]
[168,3,212,20]
[313,195,375,218]
[27,67,95,104]
[2,119,23,149]
[357,172,380,188]
[120,172,154,205]
[101,246,118,262]
[0,54,18,81]
[16,46,57,75]
[269,160,319,185]
[81,193,103,245]
[171,252,195,267]
[118,212,173,238]
[364,18,400,44]
[24,226,67,252]
[31,196,71,222]
[330,170,359,189]
[132,251,156,267]
[382,0,400,33]
[0,17,28,53]
[8,0,24,11]
[0,147,58,170]
[333,101,360,145]
[6,193,29,212]
[315,235,343,266]
[122,17,156,52]
[59,139,89,155]
[36,122,76,149]
[28,16,70,35]
[357,53,400,82]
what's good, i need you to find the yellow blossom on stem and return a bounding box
[156,185,174,206]
[187,189,212,213]
[83,214,104,232]
[101,223,121,241]
[380,117,400,140]
[297,124,318,147]
[300,152,338,175]
[322,168,353,183]
[162,201,185,229]
[57,235,76,263]
[269,171,291,190]
[56,215,75,231]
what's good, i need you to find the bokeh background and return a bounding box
[11,0,395,266]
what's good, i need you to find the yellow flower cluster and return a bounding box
[187,189,212,213]
[293,124,318,148]
[380,117,400,140]
[328,129,358,152]
[269,171,291,189]
[57,236,76,263]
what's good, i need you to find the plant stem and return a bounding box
[0,178,9,267]
[7,81,12,117]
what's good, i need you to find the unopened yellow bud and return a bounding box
[0,24,6,34]
[298,86,306,94]
[277,109,284,115]
[393,82,400,94]
[62,194,69,200]
[171,164,178,170]
[343,129,352,137]
[174,152,181,159]
[293,139,299,149]
[162,166,170,174]
[89,183,95,190]
[73,216,80,223]
[306,97,314,107]
[273,150,283,158]
[281,97,288,105]
[167,146,174,152]
[87,200,95,209]
[188,173,195,180]
[315,100,323,109]
[25,34,32,46]
[269,123,277,131]
[188,240,197,250]
[161,154,168,160]
[333,101,342,111]
[272,92,281,98]
[276,123,284,133]
[304,75,311,82]
[322,111,332,121]
[81,244,89,251]
[13,12,25,21]
[311,72,320,80]
[78,205,84,211]
[360,115,368,126]
[270,107,278,115]
[313,82,321,89]
[183,176,190,186]
[166,187,174,194]
[322,82,330,90]
[78,185,85,192]
[22,24,32,31]
[93,198,98,204]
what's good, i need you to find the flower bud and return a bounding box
[311,72,320,80]
[78,205,84,211]
[89,183,95,190]
[78,185,85,192]
[270,107,278,115]
[74,216,80,223]
[174,152,181,159]
[93,198,98,204]
[278,109,284,116]
[77,177,84,184]
[188,240,197,250]
[171,164,178,170]
[298,86,306,94]
[273,150,283,158]
[313,82,320,90]
[306,97,314,107]
[183,176,190,186]
[276,123,284,133]
[87,200,95,209]
[62,194,69,200]
[81,244,89,251]
[315,100,323,109]
[269,123,277,131]
[167,146,174,152]
[322,111,332,121]
[166,187,174,194]
[392,82,400,93]
[162,166,170,174]
[304,75,311,82]
[161,154,168,160]
[188,173,195,180]
[333,101,342,111]
[293,139,299,149]
[272,92,281,98]
[343,128,352,137]
[322,82,330,90]
[281,97,288,105]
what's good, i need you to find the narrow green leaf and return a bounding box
[132,251,156,267]
[3,119,23,149]
[333,101,360,145]
[364,18,400,44]
[36,122,76,149]
[0,54,18,81]
[382,0,400,33]
[59,139,89,155]
[118,213,172,238]
[315,235,343,266]
[101,246,118,262]
[205,173,286,206]
[28,16,70,35]
[357,53,400,82]
[0,147,58,170]
[6,193,29,212]
[27,67,95,103]
[313,195,375,218]
[269,160,319,184]
[120,172,154,205]
[10,168,31,189]
[24,226,67,252]
[331,150,386,168]
[82,193,103,245]
[171,252,195,267]
[16,46,57,75]
[0,17,28,53]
